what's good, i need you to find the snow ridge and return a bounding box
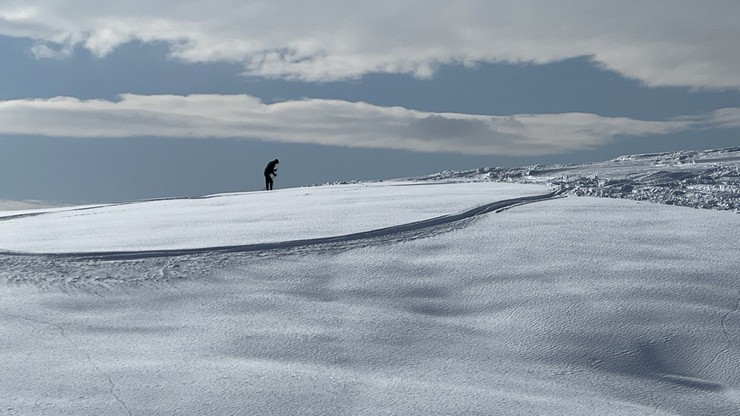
[418,147,740,211]
[0,190,561,291]
[0,190,561,260]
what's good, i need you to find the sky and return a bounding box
[1,0,739,205]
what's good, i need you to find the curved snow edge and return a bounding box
[0,190,564,260]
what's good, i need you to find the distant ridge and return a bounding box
[417,147,740,211]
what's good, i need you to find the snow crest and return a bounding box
[418,147,740,211]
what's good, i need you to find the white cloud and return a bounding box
[0,94,725,156]
[707,108,740,129]
[0,1,739,88]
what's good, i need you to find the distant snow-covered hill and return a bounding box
[419,146,740,211]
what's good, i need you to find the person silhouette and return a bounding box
[264,159,279,190]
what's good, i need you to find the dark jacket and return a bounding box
[264,159,279,176]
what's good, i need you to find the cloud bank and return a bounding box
[0,1,739,88]
[1,94,735,156]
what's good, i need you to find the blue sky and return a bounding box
[1,1,739,205]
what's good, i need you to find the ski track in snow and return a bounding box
[705,294,740,374]
[0,190,563,292]
[0,311,133,416]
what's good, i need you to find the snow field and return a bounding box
[0,182,738,415]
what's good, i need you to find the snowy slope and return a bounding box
[0,182,547,254]
[0,154,739,415]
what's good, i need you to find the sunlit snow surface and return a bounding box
[1,149,739,415]
[0,182,544,253]
[420,146,740,211]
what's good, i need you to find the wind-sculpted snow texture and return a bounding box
[0,176,739,414]
[419,147,740,212]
